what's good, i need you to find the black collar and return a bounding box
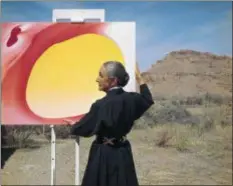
[107,87,124,95]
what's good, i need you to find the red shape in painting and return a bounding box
[1,22,107,125]
[7,26,21,47]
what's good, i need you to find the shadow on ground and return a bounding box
[1,147,17,169]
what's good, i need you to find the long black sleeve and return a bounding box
[134,84,154,120]
[70,101,101,137]
[139,84,154,105]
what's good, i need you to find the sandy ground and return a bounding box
[1,125,232,185]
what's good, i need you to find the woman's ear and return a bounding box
[124,73,130,86]
[114,77,119,86]
[109,77,118,87]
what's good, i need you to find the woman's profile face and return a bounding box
[96,65,117,92]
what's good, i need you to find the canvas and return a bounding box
[1,22,136,125]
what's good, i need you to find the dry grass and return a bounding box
[1,122,232,185]
[151,122,232,153]
[130,123,232,185]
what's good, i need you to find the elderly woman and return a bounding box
[64,61,154,186]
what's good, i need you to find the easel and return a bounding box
[50,125,56,185]
[50,125,80,185]
[50,9,105,186]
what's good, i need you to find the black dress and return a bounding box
[71,84,154,186]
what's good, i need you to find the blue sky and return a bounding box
[1,1,232,71]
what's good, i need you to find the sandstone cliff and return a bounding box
[142,50,232,98]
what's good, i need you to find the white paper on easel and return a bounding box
[52,9,105,22]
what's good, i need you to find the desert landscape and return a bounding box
[1,50,232,185]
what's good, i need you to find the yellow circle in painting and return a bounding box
[26,33,124,118]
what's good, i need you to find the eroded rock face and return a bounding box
[142,49,232,97]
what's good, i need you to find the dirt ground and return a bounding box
[1,124,232,185]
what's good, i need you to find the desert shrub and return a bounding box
[153,94,168,101]
[2,124,72,148]
[220,116,232,127]
[152,102,197,124]
[167,94,232,106]
[187,96,204,105]
[198,115,214,132]
[174,135,189,152]
[193,105,232,135]
[1,125,40,148]
[203,93,231,105]
[162,95,204,106]
[155,130,172,147]
[134,101,200,129]
[153,124,191,152]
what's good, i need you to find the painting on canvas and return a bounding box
[1,22,136,125]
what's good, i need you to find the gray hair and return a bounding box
[103,61,129,87]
